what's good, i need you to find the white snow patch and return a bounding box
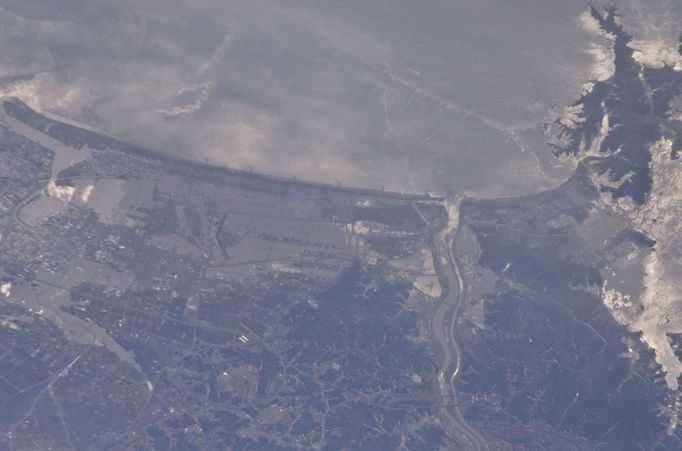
[602,280,632,314]
[629,39,682,70]
[269,262,301,274]
[80,184,94,203]
[579,9,616,82]
[197,33,232,77]
[444,199,461,235]
[635,252,682,390]
[45,180,75,202]
[0,320,19,330]
[157,100,204,118]
[0,80,42,111]
[581,82,595,96]
[558,104,586,129]
[157,81,213,118]
[0,282,11,298]
[585,110,610,158]
[352,221,372,235]
[579,10,616,40]
[601,138,682,389]
[586,45,616,81]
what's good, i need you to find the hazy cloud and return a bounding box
[4,0,672,198]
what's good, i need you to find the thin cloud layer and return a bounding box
[0,0,648,197]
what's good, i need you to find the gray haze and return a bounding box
[1,0,679,196]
